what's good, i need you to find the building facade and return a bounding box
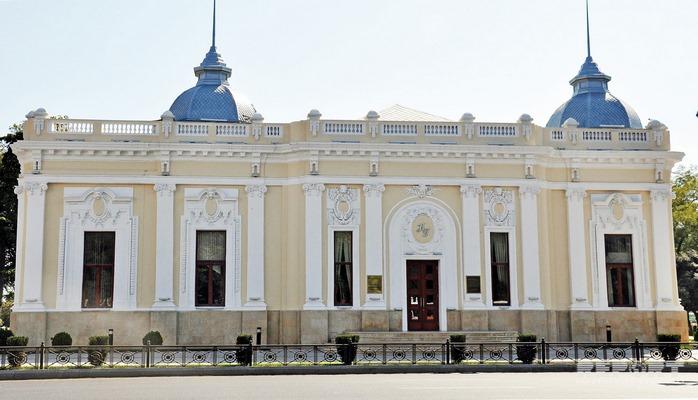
[10,9,689,345]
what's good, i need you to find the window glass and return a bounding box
[490,232,510,306]
[334,231,353,306]
[195,231,226,306]
[604,234,635,307]
[82,231,115,308]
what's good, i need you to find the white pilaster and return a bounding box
[566,188,591,309]
[519,184,543,309]
[460,184,485,308]
[19,182,48,310]
[363,183,385,309]
[152,183,176,309]
[244,184,267,310]
[303,183,325,309]
[13,185,26,309]
[650,189,681,310]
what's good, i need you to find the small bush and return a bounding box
[693,327,697,342]
[449,334,466,343]
[516,334,537,364]
[235,334,253,366]
[657,334,681,361]
[0,328,14,346]
[51,332,73,346]
[449,334,467,363]
[88,336,109,366]
[142,331,163,346]
[335,334,359,365]
[6,336,29,368]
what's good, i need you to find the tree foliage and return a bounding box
[672,166,698,319]
[0,124,23,307]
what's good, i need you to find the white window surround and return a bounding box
[589,193,652,310]
[387,199,459,332]
[326,185,361,309]
[483,226,519,309]
[56,187,138,311]
[179,188,241,310]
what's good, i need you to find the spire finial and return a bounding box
[585,0,591,58]
[212,0,217,48]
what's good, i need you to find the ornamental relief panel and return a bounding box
[327,185,360,226]
[592,193,643,230]
[400,205,445,254]
[188,188,237,225]
[483,187,515,227]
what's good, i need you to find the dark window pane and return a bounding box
[196,231,226,261]
[605,235,632,263]
[82,232,115,309]
[491,232,511,306]
[605,234,635,307]
[195,265,210,306]
[334,231,353,306]
[211,264,225,305]
[195,231,226,306]
[84,232,115,265]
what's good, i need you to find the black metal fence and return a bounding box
[0,340,696,369]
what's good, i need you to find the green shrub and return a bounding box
[235,334,253,366]
[87,336,109,366]
[692,327,697,342]
[142,331,163,346]
[657,334,681,361]
[516,334,537,364]
[335,334,359,365]
[51,332,73,346]
[449,334,466,343]
[449,334,467,363]
[6,336,28,368]
[0,328,13,346]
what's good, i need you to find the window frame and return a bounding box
[489,231,512,307]
[483,226,518,308]
[81,231,116,309]
[333,230,354,307]
[194,230,227,307]
[604,234,636,308]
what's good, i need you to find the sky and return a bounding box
[1,0,697,165]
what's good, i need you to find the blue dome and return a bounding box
[169,45,256,123]
[547,56,642,129]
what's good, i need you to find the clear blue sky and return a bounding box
[1,0,696,165]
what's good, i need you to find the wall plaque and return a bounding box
[466,276,481,294]
[411,213,435,244]
[367,275,383,294]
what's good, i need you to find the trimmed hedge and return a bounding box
[142,331,163,346]
[6,336,28,368]
[516,334,537,364]
[657,333,681,361]
[88,336,109,366]
[449,334,467,363]
[6,336,28,346]
[335,334,359,365]
[51,332,73,346]
[0,328,13,346]
[236,334,253,366]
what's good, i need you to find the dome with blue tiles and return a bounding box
[168,1,255,123]
[547,1,642,129]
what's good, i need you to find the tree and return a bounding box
[672,166,698,321]
[0,124,22,312]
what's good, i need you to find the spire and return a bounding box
[585,0,591,58]
[212,0,216,48]
[193,0,231,85]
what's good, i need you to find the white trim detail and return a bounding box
[363,184,386,309]
[589,193,652,310]
[153,183,176,309]
[483,187,519,309]
[519,184,543,309]
[303,183,326,309]
[460,184,484,308]
[566,187,591,309]
[179,188,241,310]
[387,200,458,332]
[650,189,682,310]
[55,187,138,311]
[244,184,267,310]
[326,185,361,309]
[17,183,49,311]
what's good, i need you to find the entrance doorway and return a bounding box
[406,260,439,331]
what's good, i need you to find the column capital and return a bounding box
[565,188,586,201]
[650,189,674,203]
[24,182,47,196]
[460,184,482,198]
[154,183,176,196]
[14,185,24,196]
[245,184,268,198]
[519,184,541,199]
[363,183,385,197]
[302,183,325,196]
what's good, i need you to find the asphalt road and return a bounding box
[1,372,697,399]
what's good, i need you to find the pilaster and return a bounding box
[650,189,681,310]
[363,183,385,309]
[18,182,48,310]
[152,183,176,309]
[566,187,591,309]
[303,183,325,309]
[460,184,484,308]
[244,184,268,310]
[519,184,543,309]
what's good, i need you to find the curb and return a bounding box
[0,364,576,380]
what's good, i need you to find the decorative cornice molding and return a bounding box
[650,189,674,203]
[565,188,587,201]
[407,184,436,199]
[245,184,268,198]
[519,184,541,199]
[363,183,385,197]
[24,182,47,196]
[153,183,176,196]
[459,184,482,198]
[302,183,325,196]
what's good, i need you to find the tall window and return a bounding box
[195,231,226,307]
[334,231,353,306]
[605,234,635,307]
[490,232,511,306]
[82,232,115,308]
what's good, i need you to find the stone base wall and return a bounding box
[10,309,689,346]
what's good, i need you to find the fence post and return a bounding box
[634,338,641,363]
[40,342,45,370]
[249,343,254,366]
[146,340,151,368]
[445,338,450,365]
[540,338,546,364]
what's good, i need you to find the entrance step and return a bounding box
[343,331,519,343]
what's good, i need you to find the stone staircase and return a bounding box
[343,331,518,343]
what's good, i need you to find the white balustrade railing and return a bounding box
[102,122,157,135]
[50,121,94,134]
[424,123,460,136]
[382,123,418,136]
[177,123,209,136]
[323,121,365,135]
[265,125,283,137]
[582,130,612,141]
[216,124,248,137]
[478,124,517,137]
[618,130,648,142]
[550,130,565,141]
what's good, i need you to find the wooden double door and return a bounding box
[406,260,439,331]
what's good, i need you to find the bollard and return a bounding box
[40,342,45,370]
[540,338,546,364]
[445,338,450,365]
[256,327,262,345]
